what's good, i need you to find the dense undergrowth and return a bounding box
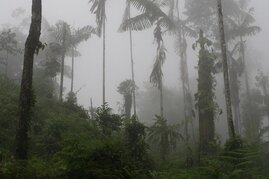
[0,75,269,179]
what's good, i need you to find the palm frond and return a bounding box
[174,19,197,38]
[239,25,261,37]
[89,0,107,36]
[240,8,256,28]
[119,13,154,32]
[71,25,95,46]
[119,0,131,31]
[120,0,175,32]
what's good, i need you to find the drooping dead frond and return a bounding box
[150,43,167,90]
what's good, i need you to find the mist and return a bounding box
[0,0,269,178]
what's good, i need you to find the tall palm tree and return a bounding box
[225,3,260,135]
[226,7,261,98]
[60,23,68,102]
[50,22,94,100]
[69,26,95,93]
[171,0,197,142]
[15,0,42,160]
[217,0,235,139]
[119,0,174,118]
[89,0,107,105]
[50,21,71,102]
[150,21,166,118]
[120,0,137,116]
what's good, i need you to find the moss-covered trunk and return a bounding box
[196,32,215,155]
[15,0,42,160]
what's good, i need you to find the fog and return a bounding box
[1,0,269,177]
[0,0,267,108]
[0,0,268,129]
[0,0,191,110]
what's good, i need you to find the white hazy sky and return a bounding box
[0,0,268,113]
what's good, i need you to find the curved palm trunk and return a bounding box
[230,62,241,134]
[217,0,235,139]
[71,48,75,93]
[15,0,42,160]
[102,17,106,105]
[128,3,137,116]
[59,24,67,102]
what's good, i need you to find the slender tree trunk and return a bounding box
[71,47,74,93]
[124,94,132,119]
[156,39,164,119]
[233,104,240,134]
[217,0,235,139]
[160,78,164,119]
[5,51,8,79]
[90,98,94,117]
[128,2,137,117]
[15,0,42,160]
[59,24,67,102]
[230,65,241,134]
[102,7,106,105]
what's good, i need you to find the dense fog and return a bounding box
[0,0,269,178]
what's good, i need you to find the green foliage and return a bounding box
[58,134,153,179]
[194,31,217,113]
[124,117,149,162]
[95,103,123,136]
[194,30,218,155]
[148,115,180,161]
[199,144,264,179]
[225,136,244,151]
[0,76,19,152]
